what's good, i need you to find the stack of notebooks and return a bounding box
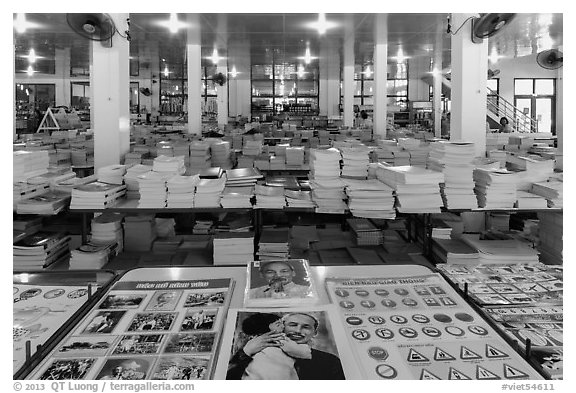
[13,150,50,183]
[14,182,49,209]
[124,151,143,166]
[428,141,477,209]
[340,147,370,179]
[123,164,152,199]
[225,168,263,187]
[343,179,395,219]
[173,142,191,166]
[236,155,255,168]
[473,168,518,209]
[284,190,315,208]
[210,141,233,169]
[194,178,226,207]
[213,232,254,265]
[257,227,290,260]
[193,220,214,234]
[347,218,383,246]
[285,146,305,168]
[166,175,200,208]
[97,164,126,185]
[123,215,156,252]
[431,238,479,264]
[137,171,169,208]
[309,148,341,179]
[153,155,186,175]
[91,212,124,251]
[461,234,540,264]
[13,231,71,270]
[69,242,118,269]
[221,186,254,208]
[531,179,563,208]
[376,164,444,213]
[70,181,126,209]
[189,141,212,174]
[51,175,97,195]
[254,184,286,209]
[406,146,430,167]
[269,155,285,170]
[310,178,347,214]
[16,191,71,215]
[509,156,555,191]
[516,191,548,209]
[27,167,76,188]
[242,140,263,156]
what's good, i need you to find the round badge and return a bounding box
[394,288,409,296]
[346,316,363,326]
[445,326,465,337]
[380,299,397,308]
[422,326,442,338]
[433,313,453,323]
[412,314,430,324]
[398,327,418,338]
[390,315,408,324]
[374,289,389,297]
[368,347,389,361]
[44,289,65,299]
[334,289,350,298]
[467,325,489,336]
[67,289,88,299]
[375,328,395,340]
[402,298,418,307]
[13,287,19,295]
[20,288,42,299]
[375,364,398,379]
[360,300,376,309]
[517,330,549,346]
[368,316,386,325]
[355,289,370,297]
[351,329,371,341]
[454,312,474,322]
[339,300,355,309]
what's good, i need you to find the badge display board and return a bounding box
[325,274,543,380]
[27,273,235,381]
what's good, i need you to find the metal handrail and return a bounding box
[486,88,538,133]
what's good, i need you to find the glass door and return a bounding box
[535,98,553,133]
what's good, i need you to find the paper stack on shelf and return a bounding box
[340,147,370,179]
[343,179,395,219]
[428,141,477,209]
[376,164,444,213]
[173,142,191,166]
[373,143,410,166]
[516,191,549,209]
[137,171,169,208]
[13,231,71,270]
[225,168,263,187]
[124,151,143,166]
[153,155,186,175]
[221,186,254,208]
[123,164,152,199]
[531,179,563,208]
[166,175,200,208]
[284,190,315,208]
[97,164,127,185]
[51,174,97,195]
[431,238,479,264]
[509,156,555,191]
[473,168,518,209]
[123,214,156,252]
[210,140,233,169]
[242,139,263,156]
[269,155,285,170]
[189,141,212,174]
[460,234,540,264]
[347,218,382,246]
[254,184,286,209]
[13,183,50,208]
[193,220,214,234]
[16,190,71,215]
[194,177,226,207]
[213,232,254,265]
[285,146,305,168]
[257,227,290,260]
[27,168,76,188]
[70,147,94,167]
[69,242,118,269]
[70,181,126,209]
[91,212,124,251]
[309,148,341,179]
[537,211,563,265]
[155,141,174,157]
[310,177,347,213]
[13,150,50,182]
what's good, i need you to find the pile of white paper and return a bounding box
[13,150,50,182]
[194,177,226,207]
[285,146,305,168]
[531,179,563,208]
[137,171,170,208]
[124,152,143,166]
[309,148,341,179]
[285,190,315,208]
[210,140,233,169]
[343,178,396,219]
[213,232,254,265]
[189,141,212,174]
[91,212,124,249]
[123,164,152,199]
[340,147,370,179]
[254,184,286,209]
[242,140,263,156]
[153,155,186,175]
[473,168,517,209]
[70,181,126,209]
[461,234,540,264]
[97,164,126,185]
[221,186,254,208]
[166,175,200,208]
[310,177,347,214]
[225,168,263,187]
[516,191,549,209]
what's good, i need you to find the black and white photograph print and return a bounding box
[96,358,152,380]
[39,358,95,380]
[99,293,148,309]
[248,260,312,297]
[127,312,176,332]
[164,332,216,354]
[112,334,165,355]
[57,336,116,357]
[150,356,210,380]
[81,310,126,334]
[145,290,182,311]
[181,309,218,331]
[183,290,226,308]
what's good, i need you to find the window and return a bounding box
[15,83,56,133]
[514,78,556,133]
[487,78,500,114]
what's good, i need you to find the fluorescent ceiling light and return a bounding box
[21,49,43,63]
[157,13,188,34]
[488,47,503,64]
[306,13,338,35]
[163,66,169,77]
[210,48,220,64]
[362,65,373,78]
[298,45,317,64]
[229,65,238,78]
[391,48,409,63]
[14,13,41,34]
[26,65,35,76]
[298,64,305,78]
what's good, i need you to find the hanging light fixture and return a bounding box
[306,13,338,35]
[229,65,238,78]
[210,48,220,64]
[304,46,312,64]
[157,13,188,34]
[163,65,169,77]
[26,65,34,76]
[394,48,408,63]
[14,13,41,34]
[297,64,305,78]
[364,65,373,78]
[489,47,503,64]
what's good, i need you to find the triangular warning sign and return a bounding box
[448,367,471,380]
[420,369,442,380]
[503,364,529,379]
[476,365,501,380]
[407,348,430,363]
[485,344,509,358]
[461,346,482,360]
[434,347,456,361]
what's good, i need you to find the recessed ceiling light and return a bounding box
[306,13,338,35]
[14,14,41,34]
[156,13,188,34]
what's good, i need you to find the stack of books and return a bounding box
[152,237,183,254]
[376,164,444,213]
[431,238,479,264]
[254,184,286,209]
[531,179,563,208]
[508,156,555,191]
[285,146,305,168]
[155,141,174,157]
[210,140,233,169]
[166,175,200,208]
[13,150,50,183]
[16,190,71,215]
[309,148,341,179]
[225,168,263,187]
[257,227,290,260]
[516,191,549,209]
[473,168,518,209]
[124,151,144,166]
[310,178,347,214]
[284,190,315,208]
[69,242,118,269]
[461,234,540,264]
[13,231,71,270]
[70,181,126,209]
[193,220,214,235]
[428,141,477,209]
[137,171,169,208]
[13,183,50,209]
[26,167,76,188]
[269,155,285,170]
[153,155,186,175]
[13,216,43,242]
[123,215,156,252]
[242,139,263,156]
[123,164,152,199]
[347,218,382,246]
[173,142,191,167]
[213,232,254,265]
[343,179,395,219]
[91,212,124,251]
[340,147,370,179]
[51,175,97,195]
[70,147,94,167]
[221,186,254,208]
[194,178,226,207]
[189,141,212,174]
[97,164,126,185]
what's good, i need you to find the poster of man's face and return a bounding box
[145,290,182,311]
[250,261,310,289]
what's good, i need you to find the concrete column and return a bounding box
[556,64,562,153]
[186,14,201,135]
[450,13,488,156]
[54,48,70,106]
[227,37,250,117]
[408,56,430,102]
[433,28,443,137]
[319,39,340,117]
[216,14,228,128]
[342,16,354,128]
[91,13,130,170]
[373,14,388,138]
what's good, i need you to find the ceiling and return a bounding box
[13,13,563,73]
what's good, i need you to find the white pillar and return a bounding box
[54,48,70,106]
[91,13,130,170]
[216,14,228,128]
[433,29,443,137]
[319,39,340,117]
[373,14,388,138]
[450,13,488,156]
[408,56,430,101]
[228,38,250,117]
[556,65,562,153]
[342,16,354,128]
[186,14,201,135]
